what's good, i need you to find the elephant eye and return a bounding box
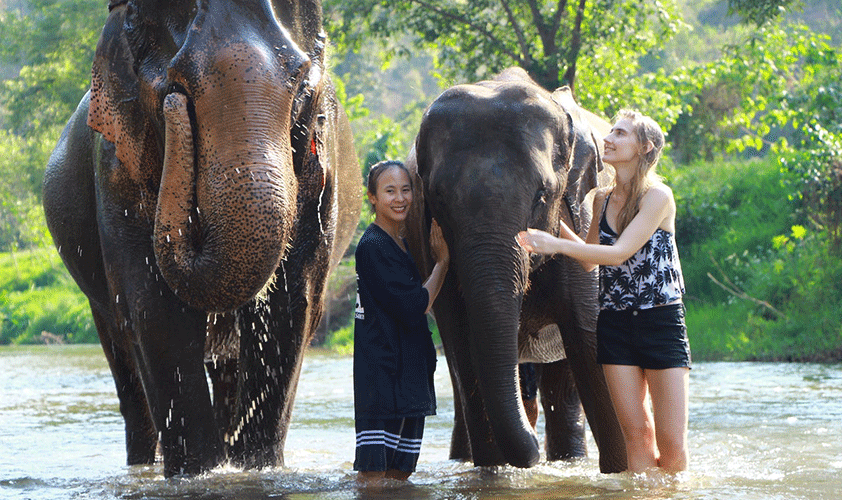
[532,188,547,210]
[124,1,140,29]
[123,2,146,59]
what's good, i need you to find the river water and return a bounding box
[1,345,840,500]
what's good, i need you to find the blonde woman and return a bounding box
[517,110,690,473]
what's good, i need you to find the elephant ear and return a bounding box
[274,0,324,59]
[552,86,611,235]
[87,4,147,179]
[404,142,435,279]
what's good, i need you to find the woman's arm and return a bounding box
[518,185,673,266]
[423,219,450,314]
[554,189,607,272]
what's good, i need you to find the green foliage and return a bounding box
[652,21,840,163]
[688,225,842,361]
[674,156,842,361]
[324,0,684,95]
[727,0,800,27]
[0,0,104,134]
[0,0,105,252]
[671,157,797,303]
[780,126,842,254]
[329,46,436,162]
[0,128,56,252]
[0,247,95,344]
[324,323,354,355]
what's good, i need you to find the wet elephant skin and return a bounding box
[42,0,361,477]
[405,68,627,473]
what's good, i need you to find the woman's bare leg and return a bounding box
[356,470,386,484]
[602,364,659,472]
[645,367,690,472]
[385,469,411,480]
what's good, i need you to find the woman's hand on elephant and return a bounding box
[423,219,450,313]
[516,229,563,256]
[429,219,450,266]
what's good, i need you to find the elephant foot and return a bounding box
[125,429,158,465]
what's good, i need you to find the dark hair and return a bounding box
[366,160,412,196]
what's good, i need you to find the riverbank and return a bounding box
[3,246,838,361]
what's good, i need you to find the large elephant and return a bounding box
[405,68,626,472]
[42,0,360,477]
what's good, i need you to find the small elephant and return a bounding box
[42,0,361,476]
[405,68,626,472]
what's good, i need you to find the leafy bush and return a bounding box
[671,151,842,361]
[688,224,842,361]
[670,156,798,304]
[0,248,95,344]
[324,323,354,355]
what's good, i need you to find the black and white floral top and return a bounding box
[598,195,685,311]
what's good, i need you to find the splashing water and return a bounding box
[1,346,841,500]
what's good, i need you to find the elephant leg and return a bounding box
[562,324,627,473]
[228,222,330,468]
[205,358,237,453]
[105,250,222,476]
[91,307,157,465]
[536,359,587,461]
[205,312,239,448]
[447,360,472,461]
[228,293,308,468]
[132,304,221,477]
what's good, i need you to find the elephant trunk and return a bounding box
[154,37,306,312]
[456,237,540,468]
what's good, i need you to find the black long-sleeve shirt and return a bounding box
[353,224,437,419]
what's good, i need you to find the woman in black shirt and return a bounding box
[353,160,449,483]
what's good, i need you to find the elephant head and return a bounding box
[88,0,336,313]
[408,68,609,468]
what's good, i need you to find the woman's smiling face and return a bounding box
[602,117,641,167]
[369,166,413,224]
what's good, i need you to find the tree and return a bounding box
[323,0,683,96]
[0,0,105,250]
[727,0,802,26]
[0,0,105,135]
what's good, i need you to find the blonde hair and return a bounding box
[612,109,665,234]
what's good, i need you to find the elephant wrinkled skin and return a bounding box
[42,0,360,477]
[405,68,626,473]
